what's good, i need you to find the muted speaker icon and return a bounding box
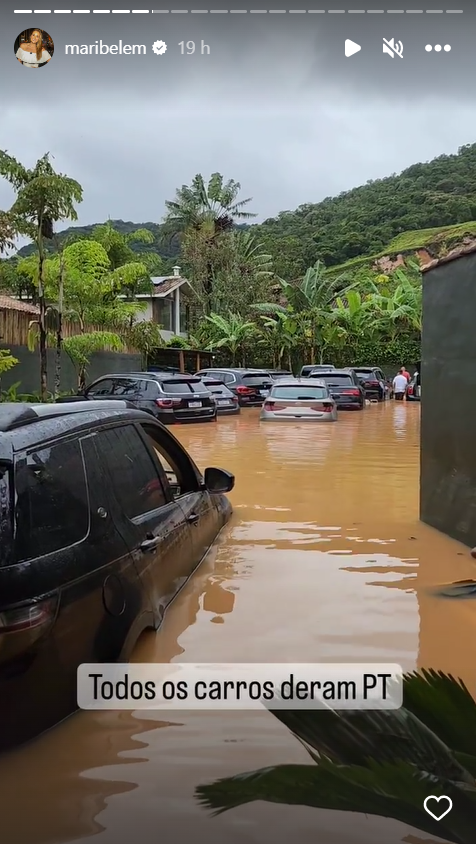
[383,37,403,58]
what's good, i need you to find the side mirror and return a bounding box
[204,467,235,494]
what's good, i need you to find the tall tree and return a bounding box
[163,173,256,313]
[0,152,82,399]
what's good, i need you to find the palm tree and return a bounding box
[163,173,256,314]
[163,173,256,238]
[204,312,257,366]
[196,670,476,844]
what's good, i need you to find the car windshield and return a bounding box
[272,386,328,399]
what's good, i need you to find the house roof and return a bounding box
[421,242,476,273]
[150,276,190,297]
[0,296,40,315]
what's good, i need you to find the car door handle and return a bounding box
[140,536,160,552]
[186,513,200,524]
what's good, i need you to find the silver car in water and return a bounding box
[260,377,338,422]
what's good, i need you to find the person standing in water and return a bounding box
[392,369,408,401]
[16,29,52,68]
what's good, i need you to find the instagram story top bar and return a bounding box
[13,9,465,13]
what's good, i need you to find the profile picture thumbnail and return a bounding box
[15,28,54,69]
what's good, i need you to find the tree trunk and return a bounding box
[37,227,48,401]
[78,367,86,392]
[204,261,213,315]
[54,254,64,399]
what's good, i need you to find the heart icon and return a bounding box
[423,795,453,821]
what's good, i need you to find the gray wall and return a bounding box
[0,345,142,395]
[420,252,476,547]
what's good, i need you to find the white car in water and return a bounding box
[260,378,338,422]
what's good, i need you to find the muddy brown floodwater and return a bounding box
[2,403,476,844]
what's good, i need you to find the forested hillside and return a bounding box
[15,143,476,276]
[16,220,181,262]
[254,142,476,275]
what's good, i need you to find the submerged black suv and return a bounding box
[0,401,234,752]
[57,372,217,424]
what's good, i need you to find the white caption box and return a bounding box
[77,662,403,710]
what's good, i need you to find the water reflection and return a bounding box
[1,404,474,844]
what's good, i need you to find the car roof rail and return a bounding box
[0,400,135,432]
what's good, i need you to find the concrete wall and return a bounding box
[0,345,142,395]
[420,251,476,547]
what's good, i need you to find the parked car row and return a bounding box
[300,364,393,403]
[59,363,401,427]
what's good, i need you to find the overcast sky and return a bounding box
[2,2,475,231]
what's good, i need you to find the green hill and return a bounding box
[254,142,476,274]
[326,220,476,275]
[16,220,181,261]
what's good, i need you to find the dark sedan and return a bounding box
[318,370,366,410]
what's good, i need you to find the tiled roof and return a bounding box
[0,296,40,314]
[150,276,189,296]
[421,242,476,273]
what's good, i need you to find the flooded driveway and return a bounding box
[3,403,476,844]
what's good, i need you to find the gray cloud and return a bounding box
[2,3,475,228]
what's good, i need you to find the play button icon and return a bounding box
[345,39,361,57]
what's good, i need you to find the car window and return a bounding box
[189,381,208,393]
[205,381,227,393]
[86,378,115,397]
[144,380,159,395]
[14,439,90,561]
[112,378,146,396]
[139,423,199,500]
[94,425,168,519]
[322,374,353,385]
[160,380,196,394]
[241,374,272,386]
[220,373,234,384]
[272,386,328,399]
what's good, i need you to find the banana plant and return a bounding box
[196,670,476,844]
